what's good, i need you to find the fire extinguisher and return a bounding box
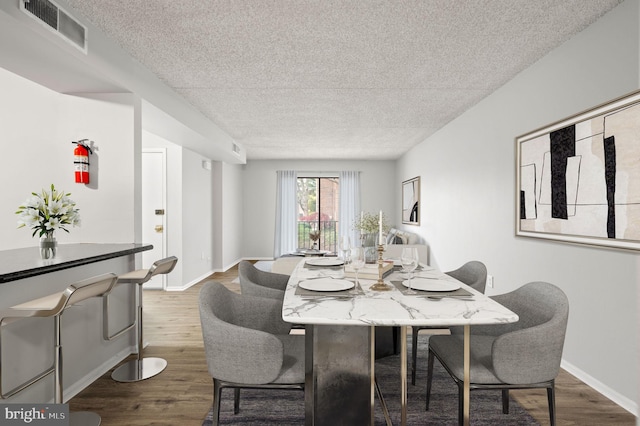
[72,139,92,184]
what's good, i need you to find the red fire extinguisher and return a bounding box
[72,139,92,184]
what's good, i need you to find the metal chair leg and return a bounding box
[502,389,510,413]
[425,348,434,410]
[411,326,419,385]
[57,314,101,426]
[112,283,167,382]
[54,316,62,404]
[457,382,464,426]
[212,379,222,426]
[547,383,556,426]
[233,388,240,414]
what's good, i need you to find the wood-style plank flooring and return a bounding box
[69,264,635,425]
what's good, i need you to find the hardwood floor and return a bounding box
[69,264,635,425]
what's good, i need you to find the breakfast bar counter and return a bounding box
[0,243,152,403]
[0,243,152,284]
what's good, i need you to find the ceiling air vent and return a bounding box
[232,143,241,155]
[21,0,87,53]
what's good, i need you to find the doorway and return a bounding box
[141,148,167,290]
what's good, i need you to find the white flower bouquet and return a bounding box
[353,211,389,234]
[16,184,81,238]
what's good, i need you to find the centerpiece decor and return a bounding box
[354,211,389,263]
[16,184,81,259]
[309,228,321,250]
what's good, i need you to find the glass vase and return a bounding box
[40,234,57,259]
[362,233,378,263]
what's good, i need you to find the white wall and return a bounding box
[242,160,397,259]
[397,0,639,413]
[182,148,214,284]
[221,162,244,269]
[211,161,246,271]
[211,161,245,271]
[0,67,138,250]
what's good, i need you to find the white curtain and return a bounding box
[274,170,298,258]
[339,171,360,248]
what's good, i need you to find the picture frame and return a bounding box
[516,90,640,251]
[402,176,420,225]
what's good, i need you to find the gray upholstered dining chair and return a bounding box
[411,260,487,384]
[238,260,290,300]
[425,281,569,426]
[199,281,304,425]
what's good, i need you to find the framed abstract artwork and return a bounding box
[402,176,420,225]
[516,90,640,251]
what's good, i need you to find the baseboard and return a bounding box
[64,346,134,402]
[220,257,273,273]
[561,359,637,415]
[222,258,242,272]
[163,257,276,292]
[166,270,216,291]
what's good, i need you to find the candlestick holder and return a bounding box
[370,244,393,291]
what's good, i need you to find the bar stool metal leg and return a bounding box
[53,315,102,426]
[58,315,101,425]
[55,315,103,425]
[111,283,167,382]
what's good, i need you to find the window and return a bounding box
[297,177,339,252]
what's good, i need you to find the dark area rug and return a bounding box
[203,335,540,425]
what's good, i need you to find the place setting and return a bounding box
[390,278,474,300]
[296,246,366,298]
[385,247,473,299]
[295,277,364,298]
[303,257,344,268]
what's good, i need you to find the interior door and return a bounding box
[141,149,167,290]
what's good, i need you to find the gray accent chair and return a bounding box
[411,260,487,384]
[199,281,304,425]
[425,281,569,426]
[238,260,290,300]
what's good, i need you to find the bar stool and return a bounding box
[111,256,178,382]
[0,273,118,426]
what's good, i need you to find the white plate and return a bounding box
[413,271,441,279]
[299,278,354,292]
[305,258,344,267]
[402,278,460,292]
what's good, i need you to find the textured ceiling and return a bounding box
[64,0,623,160]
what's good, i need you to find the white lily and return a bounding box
[45,217,61,231]
[16,184,81,237]
[48,200,65,215]
[24,195,44,209]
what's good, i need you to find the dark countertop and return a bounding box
[0,243,153,283]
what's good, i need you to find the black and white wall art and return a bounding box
[516,90,640,250]
[402,176,420,225]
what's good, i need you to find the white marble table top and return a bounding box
[282,259,518,327]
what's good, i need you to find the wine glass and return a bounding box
[351,247,365,285]
[401,247,419,294]
[340,236,351,266]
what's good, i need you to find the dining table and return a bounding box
[281,256,519,426]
